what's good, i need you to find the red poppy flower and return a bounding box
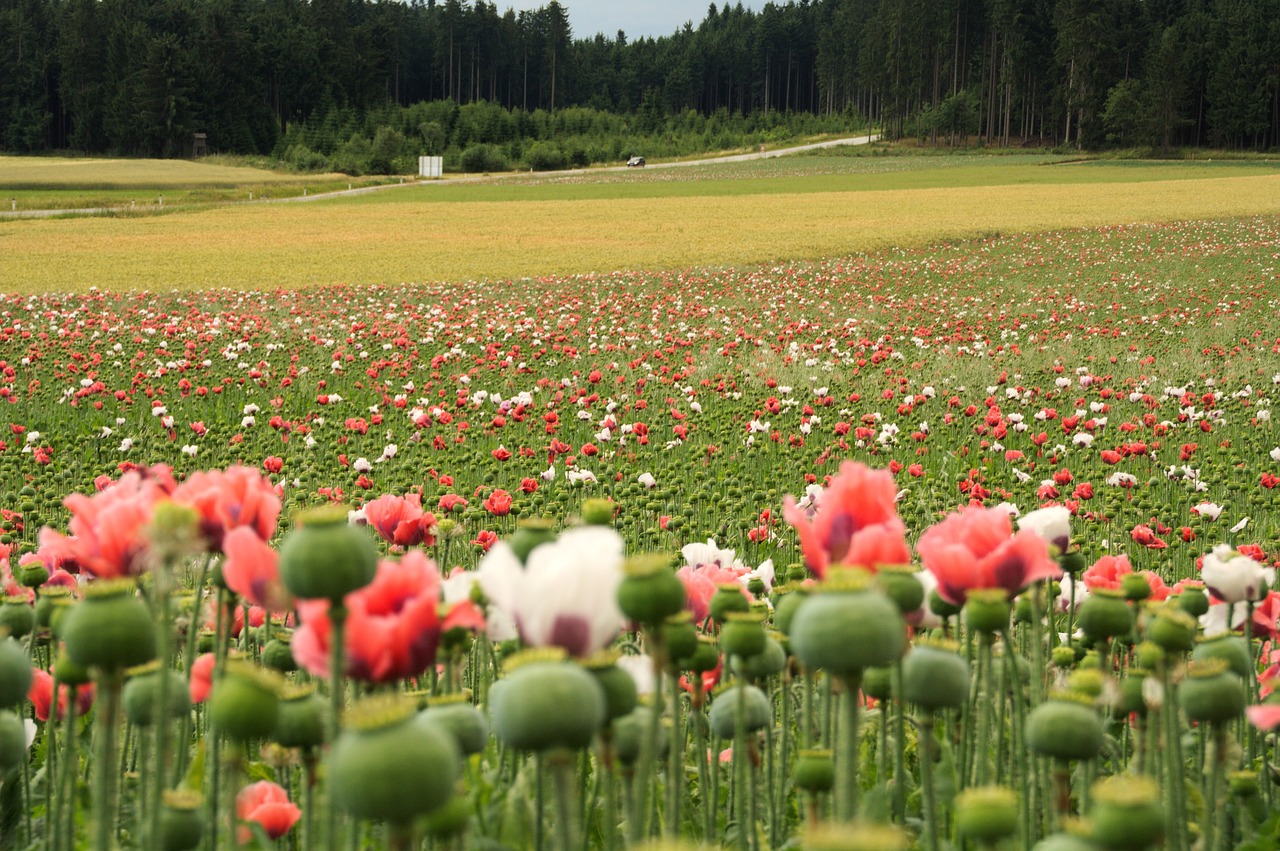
[172,465,282,550]
[28,668,95,722]
[189,653,216,704]
[363,493,437,547]
[221,527,289,612]
[483,489,513,517]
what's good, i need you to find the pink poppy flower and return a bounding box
[28,668,95,722]
[236,781,301,842]
[916,505,1061,605]
[39,469,174,578]
[221,527,289,612]
[172,465,281,550]
[362,492,437,548]
[292,550,442,684]
[189,653,216,704]
[782,461,910,578]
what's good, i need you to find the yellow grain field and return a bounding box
[3,173,1280,293]
[0,156,333,187]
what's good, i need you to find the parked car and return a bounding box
[626,156,646,167]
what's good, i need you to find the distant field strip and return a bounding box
[3,169,1280,293]
[0,156,335,188]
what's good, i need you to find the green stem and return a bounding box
[94,670,123,851]
[693,679,712,841]
[918,715,940,851]
[327,604,347,851]
[839,672,863,822]
[628,636,665,844]
[734,662,749,848]
[667,669,682,838]
[550,751,578,851]
[599,733,619,851]
[1203,727,1226,851]
[148,586,173,849]
[892,658,906,824]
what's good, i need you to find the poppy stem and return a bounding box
[93,669,122,851]
[327,604,347,851]
[839,672,862,822]
[918,714,940,851]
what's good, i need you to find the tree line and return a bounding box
[1,0,1277,160]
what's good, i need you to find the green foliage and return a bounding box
[460,143,509,174]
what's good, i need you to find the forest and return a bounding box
[1,0,1278,161]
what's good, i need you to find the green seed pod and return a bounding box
[862,666,893,701]
[277,506,378,603]
[272,685,327,750]
[1077,590,1134,646]
[17,562,48,588]
[771,586,808,636]
[709,684,772,738]
[580,498,615,525]
[709,583,751,625]
[157,790,204,851]
[789,573,906,675]
[1180,660,1245,724]
[801,820,911,851]
[928,589,962,620]
[422,794,471,840]
[0,597,34,639]
[0,710,25,771]
[508,518,557,564]
[792,748,836,793]
[1067,668,1106,699]
[418,696,490,755]
[1145,607,1197,654]
[489,651,606,751]
[329,697,461,825]
[123,663,191,727]
[1117,671,1151,717]
[963,589,1013,634]
[1031,832,1105,851]
[1089,774,1164,850]
[0,639,32,710]
[720,610,767,659]
[60,580,157,671]
[876,567,924,615]
[34,586,73,630]
[586,656,639,723]
[209,661,280,742]
[1120,572,1151,602]
[684,636,721,674]
[1051,646,1077,669]
[735,636,787,680]
[262,635,298,673]
[613,706,667,765]
[54,650,91,687]
[1191,635,1252,680]
[662,612,699,664]
[902,640,969,711]
[1175,585,1209,617]
[1026,696,1103,761]
[616,555,686,627]
[956,785,1019,844]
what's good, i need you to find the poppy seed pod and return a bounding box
[956,786,1019,845]
[903,640,969,711]
[0,710,25,771]
[789,571,906,675]
[209,661,281,742]
[1175,585,1209,617]
[963,588,1013,634]
[157,790,204,851]
[1145,607,1197,654]
[272,685,327,750]
[489,651,606,751]
[613,706,668,765]
[1026,695,1103,761]
[662,611,699,664]
[508,518,557,564]
[684,635,721,673]
[876,566,925,615]
[277,506,377,603]
[60,580,157,671]
[1181,659,1245,724]
[262,634,298,673]
[735,635,787,680]
[0,597,34,639]
[1191,635,1252,680]
[792,748,836,793]
[329,697,461,825]
[709,684,772,738]
[123,663,191,727]
[417,695,490,755]
[709,583,751,625]
[0,639,31,710]
[1089,775,1164,850]
[720,610,767,659]
[616,554,686,627]
[771,586,808,636]
[1077,589,1134,645]
[586,655,639,722]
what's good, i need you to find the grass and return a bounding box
[2,153,1280,293]
[0,155,392,210]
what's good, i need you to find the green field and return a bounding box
[3,150,1280,293]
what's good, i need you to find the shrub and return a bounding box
[460,143,508,173]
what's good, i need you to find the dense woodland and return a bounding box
[1,0,1278,162]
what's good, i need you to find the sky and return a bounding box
[498,1,764,41]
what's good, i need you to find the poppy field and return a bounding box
[0,211,1279,850]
